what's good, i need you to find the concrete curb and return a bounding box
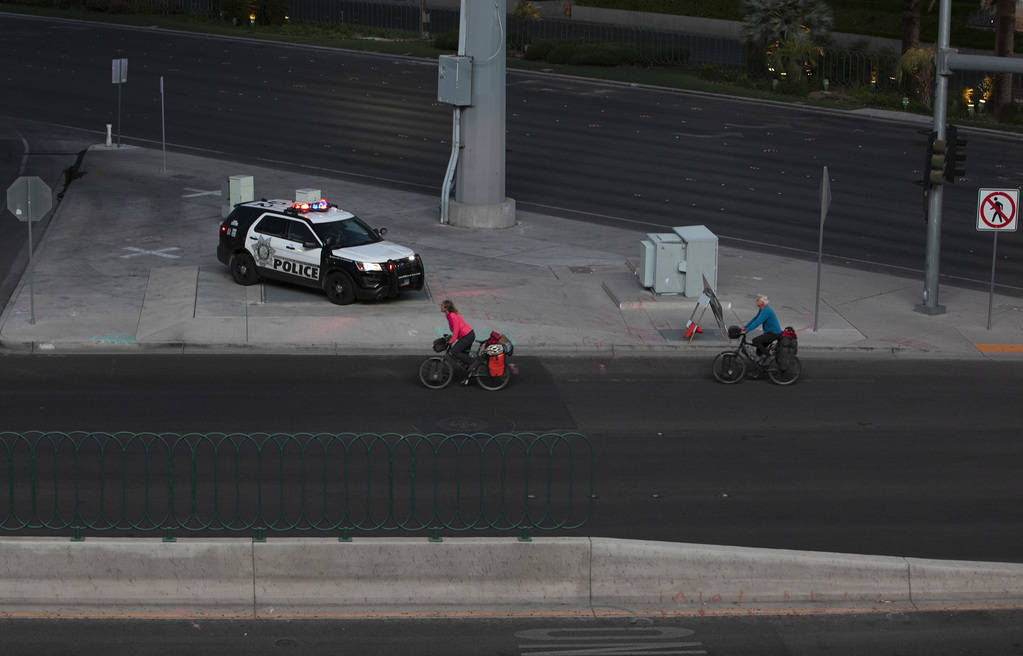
[0,339,925,359]
[2,537,1022,619]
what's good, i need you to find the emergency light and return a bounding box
[291,199,330,212]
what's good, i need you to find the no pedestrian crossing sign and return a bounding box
[976,188,1019,232]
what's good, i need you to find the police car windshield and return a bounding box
[313,217,382,248]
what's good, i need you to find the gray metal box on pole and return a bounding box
[673,225,718,297]
[437,55,473,106]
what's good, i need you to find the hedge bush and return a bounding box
[434,30,458,51]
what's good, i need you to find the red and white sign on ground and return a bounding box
[976,188,1019,232]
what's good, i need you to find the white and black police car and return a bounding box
[217,198,424,305]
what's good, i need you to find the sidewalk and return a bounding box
[1,144,1022,358]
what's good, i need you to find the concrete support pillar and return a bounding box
[451,0,516,228]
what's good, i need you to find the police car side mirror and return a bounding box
[303,241,319,249]
[376,227,388,237]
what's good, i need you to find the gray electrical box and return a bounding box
[638,225,718,296]
[295,188,321,203]
[437,55,473,106]
[221,174,254,218]
[674,225,718,297]
[638,232,685,294]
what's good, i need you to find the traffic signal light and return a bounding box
[924,131,947,187]
[944,124,967,183]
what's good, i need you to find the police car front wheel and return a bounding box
[230,252,260,286]
[325,271,356,305]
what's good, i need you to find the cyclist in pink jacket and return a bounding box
[441,299,475,369]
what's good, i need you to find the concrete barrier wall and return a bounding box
[0,537,253,617]
[908,557,1023,602]
[2,536,1023,618]
[590,538,909,609]
[253,537,592,617]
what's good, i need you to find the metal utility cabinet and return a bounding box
[639,225,718,296]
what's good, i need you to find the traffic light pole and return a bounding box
[917,0,951,315]
[918,0,1023,314]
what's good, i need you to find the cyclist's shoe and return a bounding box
[459,377,471,386]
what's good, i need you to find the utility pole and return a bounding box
[448,0,516,229]
[917,0,1023,314]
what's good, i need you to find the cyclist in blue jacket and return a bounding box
[742,294,782,360]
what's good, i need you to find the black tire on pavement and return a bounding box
[712,352,745,384]
[324,271,356,305]
[475,362,511,391]
[767,356,802,385]
[229,252,260,285]
[418,356,454,389]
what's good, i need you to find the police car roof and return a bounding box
[245,199,356,223]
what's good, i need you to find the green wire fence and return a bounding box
[0,432,593,542]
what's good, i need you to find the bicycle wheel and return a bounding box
[475,363,511,391]
[712,351,746,384]
[418,356,454,389]
[767,356,802,386]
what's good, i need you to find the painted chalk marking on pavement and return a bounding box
[974,344,1023,353]
[91,334,137,344]
[120,247,180,259]
[181,187,221,198]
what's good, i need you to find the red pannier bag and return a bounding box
[488,352,505,376]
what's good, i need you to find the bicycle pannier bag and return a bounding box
[488,352,506,376]
[776,326,798,368]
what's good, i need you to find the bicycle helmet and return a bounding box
[432,337,449,352]
[484,343,504,356]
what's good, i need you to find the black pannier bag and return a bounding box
[776,326,798,368]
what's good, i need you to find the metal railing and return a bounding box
[0,431,594,542]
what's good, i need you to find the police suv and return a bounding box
[217,198,425,305]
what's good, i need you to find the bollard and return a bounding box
[105,124,112,147]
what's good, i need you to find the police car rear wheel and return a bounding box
[230,253,260,286]
[325,271,356,305]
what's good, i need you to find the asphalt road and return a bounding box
[2,611,1022,655]
[1,354,1021,564]
[2,14,1022,292]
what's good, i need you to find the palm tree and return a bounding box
[741,0,834,47]
[981,0,1016,120]
[902,0,922,53]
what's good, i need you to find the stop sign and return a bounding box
[6,176,53,222]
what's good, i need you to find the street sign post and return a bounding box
[813,165,831,332]
[5,176,53,325]
[976,188,1019,329]
[112,57,128,147]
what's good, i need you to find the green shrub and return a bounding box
[697,63,746,83]
[569,44,622,66]
[256,0,288,26]
[546,42,578,64]
[434,29,458,51]
[218,0,253,24]
[774,78,811,97]
[82,0,134,14]
[523,38,556,61]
